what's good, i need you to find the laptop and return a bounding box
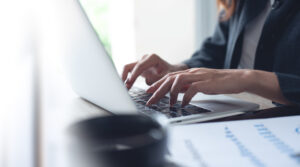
[61,0,259,124]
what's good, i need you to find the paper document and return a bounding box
[168,116,300,167]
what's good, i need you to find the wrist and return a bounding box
[238,69,257,93]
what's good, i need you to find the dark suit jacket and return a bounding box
[184,0,300,105]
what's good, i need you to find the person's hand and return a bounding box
[122,54,188,89]
[146,68,252,107]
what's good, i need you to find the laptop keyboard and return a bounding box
[129,87,211,118]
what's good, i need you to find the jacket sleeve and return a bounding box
[275,73,300,105]
[183,20,230,69]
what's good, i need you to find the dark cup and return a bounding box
[67,114,169,167]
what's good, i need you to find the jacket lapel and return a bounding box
[224,0,268,68]
[254,0,299,71]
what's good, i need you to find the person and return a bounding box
[122,0,300,107]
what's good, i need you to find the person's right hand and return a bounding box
[122,54,188,89]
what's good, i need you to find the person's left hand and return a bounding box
[146,68,252,107]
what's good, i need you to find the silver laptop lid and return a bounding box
[60,0,137,114]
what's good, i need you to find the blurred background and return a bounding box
[0,0,218,166]
[80,0,218,72]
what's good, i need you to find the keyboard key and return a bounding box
[129,87,211,119]
[180,109,192,116]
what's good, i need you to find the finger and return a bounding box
[145,75,161,85]
[146,71,184,93]
[142,70,161,85]
[182,82,201,107]
[122,62,137,82]
[126,55,158,89]
[188,67,209,73]
[169,73,200,106]
[146,77,175,106]
[180,84,191,92]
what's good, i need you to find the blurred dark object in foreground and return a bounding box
[68,114,168,167]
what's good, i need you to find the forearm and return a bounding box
[244,70,291,105]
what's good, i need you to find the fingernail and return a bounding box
[125,82,132,89]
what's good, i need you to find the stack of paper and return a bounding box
[168,116,300,167]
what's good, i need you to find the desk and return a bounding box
[39,50,300,167]
[206,106,300,123]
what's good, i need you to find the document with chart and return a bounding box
[168,116,300,167]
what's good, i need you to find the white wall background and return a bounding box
[195,0,218,47]
[110,0,136,73]
[110,0,218,72]
[134,0,197,64]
